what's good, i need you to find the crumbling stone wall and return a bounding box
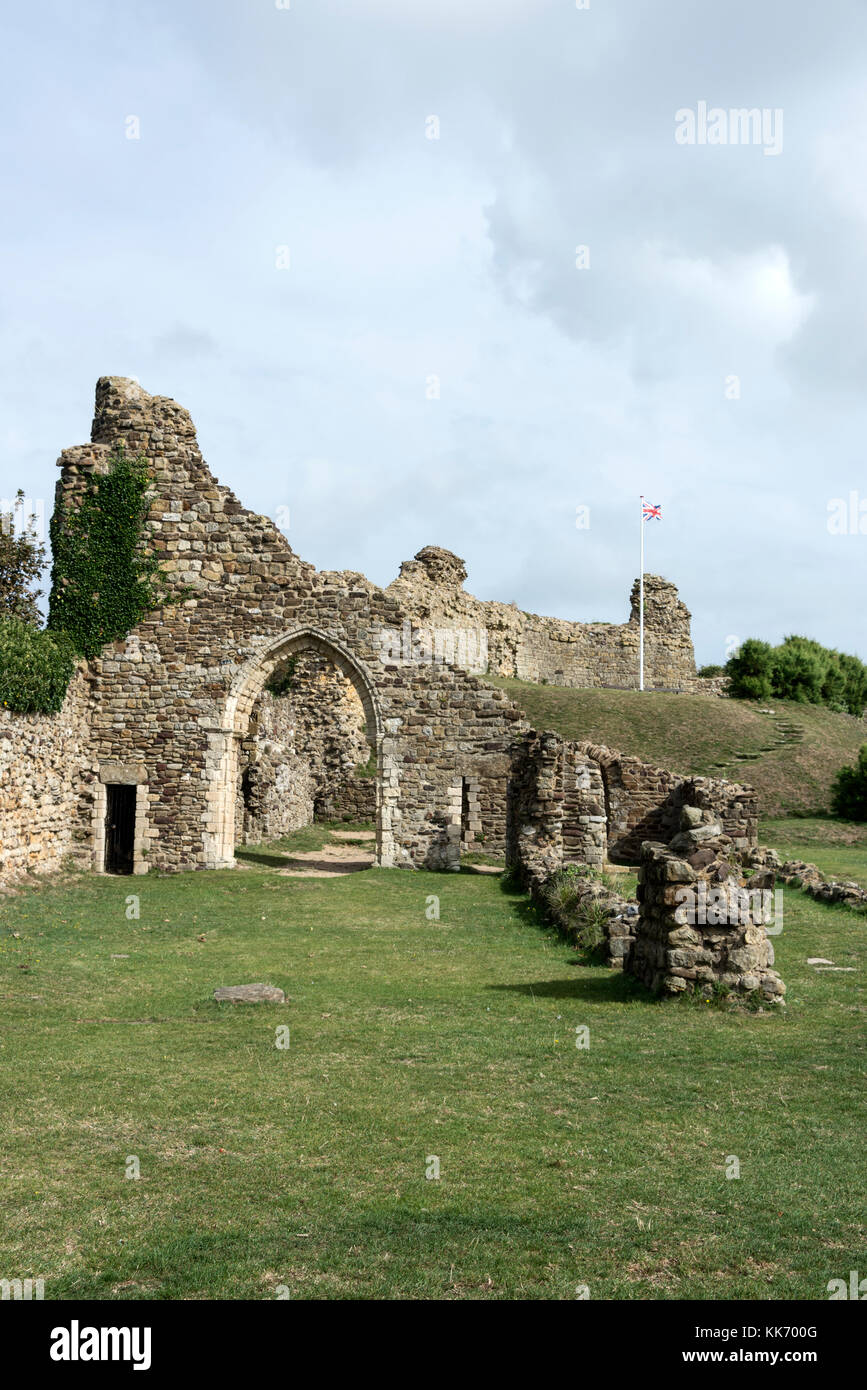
[47,378,525,874]
[2,376,742,886]
[630,812,786,1001]
[506,731,565,888]
[577,742,758,863]
[272,650,375,822]
[388,545,698,690]
[506,729,757,887]
[0,670,94,888]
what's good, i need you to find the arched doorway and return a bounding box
[203,628,394,869]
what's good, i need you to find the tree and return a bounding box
[771,635,830,705]
[725,638,774,701]
[831,745,867,822]
[0,491,45,626]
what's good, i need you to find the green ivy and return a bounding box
[48,445,166,659]
[265,656,298,697]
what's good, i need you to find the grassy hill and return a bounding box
[486,678,867,818]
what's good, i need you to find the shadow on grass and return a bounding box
[488,972,651,1003]
[234,848,291,869]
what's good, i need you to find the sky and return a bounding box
[1,0,865,667]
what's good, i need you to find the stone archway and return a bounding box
[202,628,395,869]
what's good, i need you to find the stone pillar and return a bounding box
[629,809,786,1003]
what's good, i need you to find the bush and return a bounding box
[831,745,867,822]
[726,635,867,716]
[542,865,614,955]
[0,618,77,714]
[698,664,724,677]
[725,639,775,701]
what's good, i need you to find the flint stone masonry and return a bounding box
[235,648,376,844]
[629,817,786,1000]
[0,671,94,888]
[388,545,699,690]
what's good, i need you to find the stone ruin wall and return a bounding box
[387,546,699,691]
[41,378,525,875]
[576,742,758,863]
[631,823,785,1001]
[0,670,94,889]
[0,375,736,890]
[507,728,758,891]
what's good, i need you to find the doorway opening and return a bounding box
[104,784,136,874]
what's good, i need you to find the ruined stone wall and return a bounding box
[235,701,314,846]
[53,378,525,873]
[561,743,607,868]
[506,731,565,889]
[506,729,757,886]
[630,817,785,1002]
[0,670,94,889]
[271,651,375,822]
[387,546,698,690]
[572,742,757,863]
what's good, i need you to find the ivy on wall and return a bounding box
[48,445,167,660]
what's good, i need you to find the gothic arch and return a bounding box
[203,628,393,868]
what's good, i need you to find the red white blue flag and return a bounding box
[642,502,662,520]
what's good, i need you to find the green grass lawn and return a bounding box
[486,678,867,817]
[1,849,864,1301]
[761,816,867,889]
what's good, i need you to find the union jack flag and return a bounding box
[642,502,662,520]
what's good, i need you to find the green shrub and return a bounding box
[542,865,612,955]
[726,635,867,716]
[771,635,831,705]
[725,638,775,701]
[0,618,77,714]
[698,663,724,677]
[831,745,867,822]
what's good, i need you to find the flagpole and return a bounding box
[639,495,645,691]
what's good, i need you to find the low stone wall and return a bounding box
[745,847,867,912]
[0,670,94,889]
[630,811,786,1001]
[506,729,758,883]
[544,873,640,968]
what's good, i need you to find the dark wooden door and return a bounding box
[105,784,136,875]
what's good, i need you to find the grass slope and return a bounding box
[486,678,867,817]
[1,853,864,1300]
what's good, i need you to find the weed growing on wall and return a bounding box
[48,445,166,659]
